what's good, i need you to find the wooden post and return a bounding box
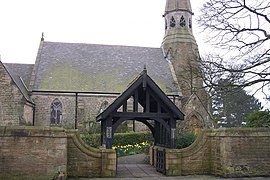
[106,117,113,149]
[145,90,150,113]
[123,100,127,112]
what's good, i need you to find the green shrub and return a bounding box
[113,131,153,146]
[81,130,196,150]
[245,110,270,128]
[81,133,100,148]
[175,132,197,149]
[81,131,154,148]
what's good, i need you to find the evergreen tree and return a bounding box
[212,79,262,127]
[246,111,270,128]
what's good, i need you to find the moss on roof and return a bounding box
[34,41,178,93]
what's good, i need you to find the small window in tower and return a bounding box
[180,16,186,27]
[170,16,176,28]
[165,19,168,30]
[50,98,63,126]
[189,18,192,28]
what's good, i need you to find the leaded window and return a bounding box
[50,98,62,125]
[180,16,186,27]
[170,16,176,28]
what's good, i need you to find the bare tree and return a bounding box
[198,0,270,98]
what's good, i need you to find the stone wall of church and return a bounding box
[0,63,25,126]
[23,104,34,125]
[32,93,76,128]
[180,94,212,132]
[76,95,117,130]
[31,92,182,132]
[165,42,212,128]
[31,93,117,130]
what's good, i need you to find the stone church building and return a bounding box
[0,0,212,131]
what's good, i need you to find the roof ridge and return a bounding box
[43,40,161,49]
[4,63,34,65]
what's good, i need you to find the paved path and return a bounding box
[75,164,270,180]
[69,154,270,180]
[117,164,164,178]
[118,154,148,164]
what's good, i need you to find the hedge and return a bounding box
[175,132,197,149]
[81,131,154,148]
[113,131,154,146]
[81,131,196,149]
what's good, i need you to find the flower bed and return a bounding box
[113,141,152,157]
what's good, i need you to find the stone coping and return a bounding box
[66,129,115,158]
[209,128,270,137]
[0,126,115,157]
[0,126,67,137]
[153,128,270,155]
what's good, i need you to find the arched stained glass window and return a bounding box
[50,98,62,125]
[180,16,186,27]
[170,16,176,28]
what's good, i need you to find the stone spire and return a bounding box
[162,0,196,49]
[162,0,213,129]
[162,0,200,96]
[164,0,192,14]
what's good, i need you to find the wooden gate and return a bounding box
[156,149,166,174]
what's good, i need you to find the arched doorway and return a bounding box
[185,111,204,134]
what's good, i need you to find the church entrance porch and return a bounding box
[96,69,185,175]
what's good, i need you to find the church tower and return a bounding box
[162,0,213,129]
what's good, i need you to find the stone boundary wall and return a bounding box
[0,126,67,179]
[210,128,270,177]
[0,126,116,179]
[151,128,270,177]
[66,130,116,178]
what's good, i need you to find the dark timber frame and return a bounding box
[96,68,184,149]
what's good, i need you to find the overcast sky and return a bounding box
[0,0,269,108]
[0,0,205,64]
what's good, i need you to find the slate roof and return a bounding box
[4,63,33,88]
[2,63,34,103]
[33,41,178,94]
